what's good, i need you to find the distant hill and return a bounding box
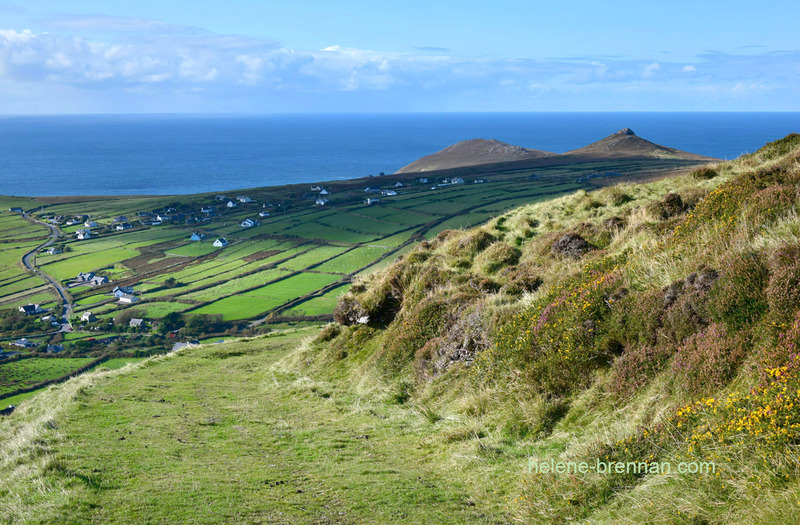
[395,139,554,173]
[564,128,717,161]
[396,129,717,174]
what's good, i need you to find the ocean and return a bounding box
[0,112,798,197]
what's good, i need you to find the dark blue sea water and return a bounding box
[0,113,798,196]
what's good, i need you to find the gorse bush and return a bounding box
[477,255,626,395]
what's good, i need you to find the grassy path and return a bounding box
[20,330,514,523]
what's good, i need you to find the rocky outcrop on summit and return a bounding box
[396,139,554,173]
[564,128,717,161]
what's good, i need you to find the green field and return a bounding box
[0,358,92,397]
[1,157,703,331]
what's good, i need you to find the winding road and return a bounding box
[20,211,74,331]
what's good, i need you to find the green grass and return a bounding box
[314,246,392,274]
[135,302,192,318]
[276,245,349,271]
[0,358,92,397]
[287,284,352,316]
[164,242,222,257]
[194,273,342,319]
[40,248,138,281]
[0,331,516,523]
[98,358,147,370]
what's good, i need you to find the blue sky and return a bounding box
[1,0,799,113]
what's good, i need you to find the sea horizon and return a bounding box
[1,111,798,197]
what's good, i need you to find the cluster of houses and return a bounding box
[17,304,62,328]
[3,338,63,353]
[189,231,228,247]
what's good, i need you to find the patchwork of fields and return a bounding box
[0,200,57,311]
[1,158,699,330]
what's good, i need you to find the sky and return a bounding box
[1,0,799,114]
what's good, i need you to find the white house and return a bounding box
[115,223,133,231]
[365,197,381,205]
[18,304,44,315]
[12,338,36,348]
[81,312,97,322]
[84,220,98,228]
[215,195,228,201]
[315,198,329,206]
[381,190,397,196]
[319,189,329,195]
[236,196,253,203]
[190,232,204,241]
[226,201,237,208]
[112,286,134,297]
[76,230,91,240]
[474,179,488,184]
[259,211,271,217]
[77,272,95,282]
[47,247,62,255]
[118,294,139,304]
[395,182,404,187]
[201,206,215,214]
[213,238,228,247]
[90,275,109,286]
[129,318,144,328]
[418,178,429,184]
[240,218,259,228]
[310,185,323,191]
[9,207,23,213]
[452,177,465,184]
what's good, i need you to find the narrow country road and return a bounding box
[20,210,74,331]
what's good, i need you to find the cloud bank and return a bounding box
[0,16,797,113]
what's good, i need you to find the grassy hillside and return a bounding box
[2,135,800,523]
[299,133,800,522]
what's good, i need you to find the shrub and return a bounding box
[608,187,632,206]
[690,166,718,180]
[480,256,626,395]
[610,344,675,398]
[377,296,452,375]
[759,310,800,375]
[647,192,684,220]
[672,323,748,397]
[550,232,592,259]
[709,251,769,330]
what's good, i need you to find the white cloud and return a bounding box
[643,62,661,78]
[0,21,798,112]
